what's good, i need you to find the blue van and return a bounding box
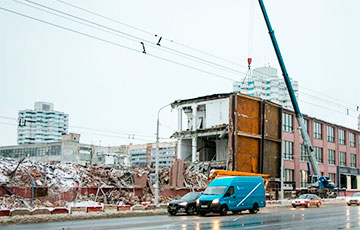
[196,176,265,216]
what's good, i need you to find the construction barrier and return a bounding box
[0,209,10,216]
[131,205,146,211]
[11,208,32,216]
[51,208,69,215]
[86,206,103,213]
[157,204,167,209]
[32,208,51,215]
[117,205,131,211]
[70,207,86,213]
[103,205,117,211]
[145,204,156,210]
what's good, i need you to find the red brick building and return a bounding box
[282,109,360,190]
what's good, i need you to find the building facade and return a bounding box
[282,109,360,190]
[172,94,230,164]
[172,92,360,191]
[17,102,69,145]
[233,66,298,109]
[129,142,177,168]
[0,134,130,167]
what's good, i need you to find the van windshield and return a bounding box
[203,186,227,195]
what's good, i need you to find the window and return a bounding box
[329,173,336,183]
[327,126,334,142]
[300,170,308,188]
[300,144,307,161]
[350,133,356,147]
[338,129,345,145]
[284,169,294,182]
[226,186,234,196]
[303,119,308,135]
[328,150,335,165]
[351,154,356,168]
[339,152,346,166]
[314,147,323,163]
[282,113,293,132]
[282,141,293,160]
[313,122,322,139]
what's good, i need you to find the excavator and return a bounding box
[209,0,337,199]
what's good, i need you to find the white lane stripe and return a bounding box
[236,182,262,207]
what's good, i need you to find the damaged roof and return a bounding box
[171,93,231,108]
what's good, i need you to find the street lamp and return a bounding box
[154,103,171,206]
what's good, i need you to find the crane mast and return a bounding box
[257,0,321,178]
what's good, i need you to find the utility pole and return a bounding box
[154,103,170,206]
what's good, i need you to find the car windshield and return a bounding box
[203,186,227,195]
[181,192,199,200]
[298,194,310,199]
[352,193,360,197]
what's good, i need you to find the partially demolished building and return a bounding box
[171,93,282,180]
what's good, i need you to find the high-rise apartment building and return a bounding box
[233,66,298,109]
[17,102,68,145]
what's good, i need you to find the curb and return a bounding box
[0,209,168,225]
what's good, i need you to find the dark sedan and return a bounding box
[167,192,202,215]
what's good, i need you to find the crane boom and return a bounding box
[257,0,320,177]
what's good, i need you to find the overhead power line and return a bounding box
[0,116,174,139]
[56,0,247,68]
[3,4,358,122]
[0,6,238,82]
[56,0,358,110]
[16,0,360,111]
[20,0,246,79]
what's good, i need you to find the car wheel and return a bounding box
[306,202,310,208]
[199,211,207,216]
[168,210,177,216]
[292,204,296,208]
[220,205,228,216]
[186,205,196,215]
[347,203,351,206]
[317,202,321,208]
[249,203,259,214]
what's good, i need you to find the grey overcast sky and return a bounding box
[1,0,359,147]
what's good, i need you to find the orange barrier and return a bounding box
[86,206,103,213]
[0,209,10,216]
[51,208,69,214]
[117,205,131,211]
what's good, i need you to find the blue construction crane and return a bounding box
[257,0,336,197]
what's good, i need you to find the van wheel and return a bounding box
[249,203,259,214]
[219,205,228,216]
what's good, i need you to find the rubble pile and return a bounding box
[183,161,213,189]
[0,157,219,208]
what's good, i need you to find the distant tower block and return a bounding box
[17,102,69,145]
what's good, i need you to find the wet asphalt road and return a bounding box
[1,205,359,230]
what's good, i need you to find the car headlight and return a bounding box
[179,202,188,206]
[196,199,200,205]
[212,198,219,204]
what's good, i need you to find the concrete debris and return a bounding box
[183,161,226,190]
[0,157,222,209]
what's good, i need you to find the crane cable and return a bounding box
[241,0,255,93]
